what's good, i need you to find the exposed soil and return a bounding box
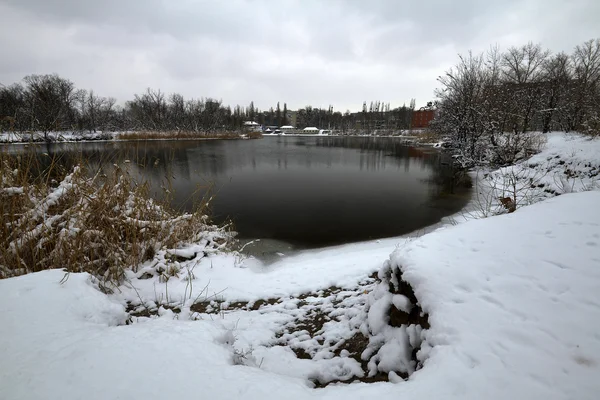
[124,270,428,388]
[287,267,429,387]
[191,297,281,314]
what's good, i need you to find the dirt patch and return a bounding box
[125,303,182,322]
[250,298,280,310]
[292,347,312,360]
[291,309,331,336]
[189,297,280,314]
[333,331,369,362]
[310,372,396,388]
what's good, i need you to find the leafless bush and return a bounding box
[460,166,550,219]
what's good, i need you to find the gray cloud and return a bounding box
[1,0,599,111]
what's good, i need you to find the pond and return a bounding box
[13,137,470,250]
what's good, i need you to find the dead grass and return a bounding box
[0,149,232,286]
[117,131,243,141]
[245,131,263,139]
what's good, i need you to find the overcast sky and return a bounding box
[1,0,598,111]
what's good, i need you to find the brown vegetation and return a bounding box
[245,131,263,139]
[0,149,232,286]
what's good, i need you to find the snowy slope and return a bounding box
[113,236,404,307]
[463,132,600,219]
[390,191,600,399]
[2,191,599,400]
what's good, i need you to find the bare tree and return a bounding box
[540,52,571,132]
[22,74,76,139]
[501,42,550,133]
[568,39,600,133]
[433,51,490,164]
[0,83,25,132]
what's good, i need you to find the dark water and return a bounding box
[16,137,469,249]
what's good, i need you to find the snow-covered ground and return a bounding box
[1,132,600,399]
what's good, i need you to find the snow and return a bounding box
[116,237,401,306]
[458,131,600,220]
[1,131,600,399]
[393,191,600,399]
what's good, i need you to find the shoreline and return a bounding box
[237,183,472,264]
[0,131,440,146]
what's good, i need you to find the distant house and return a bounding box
[411,109,435,129]
[243,121,262,132]
[279,125,295,133]
[303,127,319,134]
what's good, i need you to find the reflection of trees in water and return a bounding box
[420,150,471,200]
[31,138,457,191]
[13,139,469,234]
[313,137,468,205]
[312,136,444,172]
[311,137,467,213]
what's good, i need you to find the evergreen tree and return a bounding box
[276,102,281,126]
[282,103,288,125]
[248,101,255,121]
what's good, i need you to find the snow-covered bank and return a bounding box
[1,131,600,399]
[2,191,599,399]
[456,131,600,220]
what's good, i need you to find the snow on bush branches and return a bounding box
[0,152,234,285]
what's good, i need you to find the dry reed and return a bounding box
[0,149,233,286]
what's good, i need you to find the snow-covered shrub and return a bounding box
[0,151,234,285]
[359,257,429,380]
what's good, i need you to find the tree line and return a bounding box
[291,100,415,132]
[0,77,285,138]
[0,74,417,138]
[433,38,600,166]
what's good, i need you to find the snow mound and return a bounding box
[360,260,429,379]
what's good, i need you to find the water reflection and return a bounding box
[6,137,468,249]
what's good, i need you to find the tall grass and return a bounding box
[245,131,263,139]
[0,148,233,285]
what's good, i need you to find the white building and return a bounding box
[303,127,319,134]
[279,125,295,133]
[243,121,262,132]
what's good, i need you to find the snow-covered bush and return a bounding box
[0,151,234,285]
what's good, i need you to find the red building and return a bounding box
[411,109,435,129]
